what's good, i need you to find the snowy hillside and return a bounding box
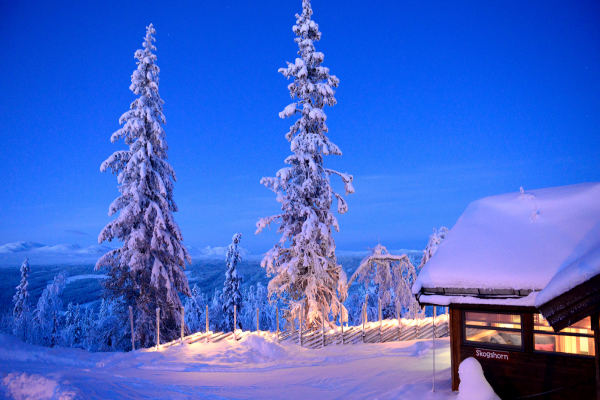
[0,252,422,314]
[0,333,455,399]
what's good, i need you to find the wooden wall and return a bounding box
[449,307,596,400]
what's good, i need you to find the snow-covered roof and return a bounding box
[414,183,600,306]
[535,241,600,307]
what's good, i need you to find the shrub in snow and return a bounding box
[346,244,419,318]
[33,272,67,347]
[240,283,279,332]
[256,0,354,328]
[418,227,449,271]
[184,285,206,333]
[220,233,244,332]
[96,24,191,348]
[12,258,31,341]
[457,357,500,400]
[92,298,122,352]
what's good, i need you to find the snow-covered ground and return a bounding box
[0,333,456,399]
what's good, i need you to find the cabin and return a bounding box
[413,183,600,400]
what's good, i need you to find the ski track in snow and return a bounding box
[0,333,457,399]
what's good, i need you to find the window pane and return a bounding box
[534,314,593,335]
[465,312,521,329]
[535,333,595,356]
[465,327,522,347]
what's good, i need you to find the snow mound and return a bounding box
[1,373,78,400]
[237,334,288,361]
[457,358,500,400]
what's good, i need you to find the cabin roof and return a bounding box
[414,182,600,307]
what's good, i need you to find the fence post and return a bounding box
[129,306,135,351]
[276,307,280,342]
[256,307,260,335]
[299,304,303,347]
[415,303,419,340]
[397,302,401,342]
[205,304,209,343]
[180,306,185,343]
[362,302,366,343]
[341,308,344,345]
[378,298,382,343]
[433,305,436,392]
[234,305,237,341]
[322,306,326,348]
[156,307,160,350]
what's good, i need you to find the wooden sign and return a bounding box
[475,348,510,361]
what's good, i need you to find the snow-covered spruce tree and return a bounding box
[13,258,30,319]
[219,233,244,332]
[33,272,67,347]
[256,0,353,328]
[13,258,31,340]
[96,24,191,347]
[418,227,449,271]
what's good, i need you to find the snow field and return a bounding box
[0,333,456,399]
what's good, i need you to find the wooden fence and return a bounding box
[157,313,450,350]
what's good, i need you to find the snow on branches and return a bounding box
[96,24,191,347]
[346,244,419,318]
[256,0,353,327]
[418,227,449,271]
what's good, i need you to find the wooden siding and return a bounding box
[450,306,597,400]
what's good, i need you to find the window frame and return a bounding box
[462,310,525,351]
[532,314,595,358]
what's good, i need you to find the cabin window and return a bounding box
[533,314,595,356]
[463,311,522,348]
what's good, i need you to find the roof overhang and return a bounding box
[415,287,538,308]
[538,273,600,332]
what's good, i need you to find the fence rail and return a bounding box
[157,314,449,350]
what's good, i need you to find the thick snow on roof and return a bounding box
[414,183,600,297]
[535,241,600,306]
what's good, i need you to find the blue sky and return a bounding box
[1,0,599,253]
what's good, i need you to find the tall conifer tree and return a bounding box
[13,257,31,318]
[220,233,244,332]
[96,24,191,347]
[256,0,354,326]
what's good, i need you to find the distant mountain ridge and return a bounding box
[0,242,113,255]
[0,241,252,266]
[186,245,251,258]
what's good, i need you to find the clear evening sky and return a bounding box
[1,1,599,253]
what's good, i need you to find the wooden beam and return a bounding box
[450,307,462,392]
[539,273,600,332]
[593,313,600,400]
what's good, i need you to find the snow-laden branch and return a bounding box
[345,244,419,316]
